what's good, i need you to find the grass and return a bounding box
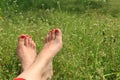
[0,0,120,80]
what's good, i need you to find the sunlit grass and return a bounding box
[0,0,120,79]
[0,9,120,80]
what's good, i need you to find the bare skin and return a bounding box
[16,29,62,80]
[16,35,37,71]
[16,34,53,80]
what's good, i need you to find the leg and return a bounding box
[15,28,62,80]
[16,34,53,80]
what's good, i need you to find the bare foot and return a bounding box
[16,34,37,71]
[16,29,62,80]
[41,29,62,80]
[41,28,62,60]
[16,34,54,80]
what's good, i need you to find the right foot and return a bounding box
[42,28,62,59]
[41,62,53,80]
[39,28,62,80]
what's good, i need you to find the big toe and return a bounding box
[55,28,62,41]
[18,34,26,46]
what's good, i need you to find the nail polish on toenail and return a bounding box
[26,35,31,38]
[55,29,59,34]
[20,35,26,38]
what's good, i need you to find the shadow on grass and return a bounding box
[19,0,109,13]
[0,0,120,17]
[0,0,113,13]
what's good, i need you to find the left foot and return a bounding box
[16,34,37,71]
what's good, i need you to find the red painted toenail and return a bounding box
[26,35,31,38]
[55,29,59,34]
[20,35,26,38]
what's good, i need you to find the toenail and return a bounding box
[55,29,59,34]
[26,35,31,38]
[52,29,54,32]
[20,35,26,38]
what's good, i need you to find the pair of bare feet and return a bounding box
[15,28,62,80]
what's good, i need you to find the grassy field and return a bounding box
[0,0,120,80]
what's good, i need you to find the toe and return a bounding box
[24,36,29,46]
[18,34,26,46]
[31,40,36,49]
[44,34,49,43]
[55,28,62,40]
[48,31,52,41]
[28,37,32,47]
[51,29,55,40]
[44,36,48,43]
[25,35,33,47]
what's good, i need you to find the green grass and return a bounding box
[0,0,120,80]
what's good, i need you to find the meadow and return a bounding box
[0,0,120,80]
